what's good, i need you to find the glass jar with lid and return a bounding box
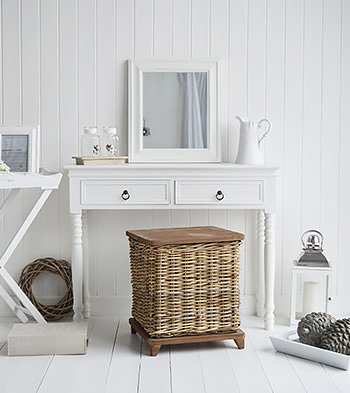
[100,127,120,157]
[81,127,100,157]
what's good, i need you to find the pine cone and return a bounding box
[297,312,336,347]
[319,318,350,355]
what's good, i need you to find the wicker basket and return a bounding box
[127,226,244,338]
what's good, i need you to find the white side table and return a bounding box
[0,172,62,323]
[290,261,332,326]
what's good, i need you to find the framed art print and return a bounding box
[0,126,40,173]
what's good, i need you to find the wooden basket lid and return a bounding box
[126,226,244,246]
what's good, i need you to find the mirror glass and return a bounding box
[143,72,207,149]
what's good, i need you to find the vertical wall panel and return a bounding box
[40,0,61,297]
[2,0,21,123]
[154,0,172,58]
[172,0,191,58]
[246,0,266,120]
[1,0,23,286]
[228,0,248,163]
[134,0,153,58]
[337,0,350,296]
[96,0,116,297]
[114,0,134,297]
[78,0,98,295]
[265,0,285,299]
[59,0,78,273]
[115,0,133,156]
[211,0,229,162]
[21,0,43,282]
[319,0,342,305]
[0,0,349,317]
[277,0,303,311]
[300,0,323,231]
[191,0,209,58]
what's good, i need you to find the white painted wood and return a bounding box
[175,180,263,205]
[301,0,322,232]
[244,316,306,393]
[0,286,28,323]
[38,317,117,393]
[257,210,265,317]
[40,0,59,172]
[198,341,240,393]
[82,210,90,317]
[225,334,273,393]
[172,0,191,58]
[278,0,304,316]
[171,345,206,393]
[0,125,40,173]
[264,212,275,330]
[67,164,278,328]
[154,0,172,58]
[81,180,171,205]
[0,0,348,322]
[138,341,172,393]
[0,267,46,323]
[128,59,220,163]
[0,189,53,268]
[0,315,348,393]
[71,212,83,322]
[191,0,209,58]
[104,319,141,393]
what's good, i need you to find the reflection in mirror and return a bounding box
[143,72,207,149]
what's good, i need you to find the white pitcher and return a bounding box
[235,116,272,165]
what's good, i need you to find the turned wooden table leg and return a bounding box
[150,344,161,357]
[264,211,276,331]
[71,212,84,322]
[82,210,91,318]
[256,210,265,318]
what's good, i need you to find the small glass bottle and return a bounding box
[81,127,100,157]
[101,127,120,157]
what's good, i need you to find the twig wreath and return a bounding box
[18,258,73,321]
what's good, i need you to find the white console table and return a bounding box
[66,164,278,330]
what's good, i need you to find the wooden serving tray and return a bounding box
[129,318,245,356]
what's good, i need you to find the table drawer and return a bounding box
[175,180,263,205]
[81,180,170,205]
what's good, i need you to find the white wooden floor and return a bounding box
[0,315,349,393]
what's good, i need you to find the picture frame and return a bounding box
[0,126,40,173]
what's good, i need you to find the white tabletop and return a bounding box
[0,172,62,190]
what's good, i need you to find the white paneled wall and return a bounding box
[0,0,349,317]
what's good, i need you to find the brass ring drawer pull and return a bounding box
[121,190,130,201]
[216,190,224,201]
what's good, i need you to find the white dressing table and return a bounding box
[66,163,278,330]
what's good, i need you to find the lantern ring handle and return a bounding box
[301,229,324,249]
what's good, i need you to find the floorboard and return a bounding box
[0,316,348,393]
[104,318,142,393]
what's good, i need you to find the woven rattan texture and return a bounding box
[18,258,73,321]
[129,238,242,338]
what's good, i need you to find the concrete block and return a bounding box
[7,322,88,356]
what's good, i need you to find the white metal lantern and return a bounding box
[290,261,332,325]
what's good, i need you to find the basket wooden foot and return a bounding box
[129,318,245,357]
[233,334,245,349]
[150,344,161,356]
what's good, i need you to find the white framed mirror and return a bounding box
[128,59,220,163]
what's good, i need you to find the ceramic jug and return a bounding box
[235,116,271,165]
